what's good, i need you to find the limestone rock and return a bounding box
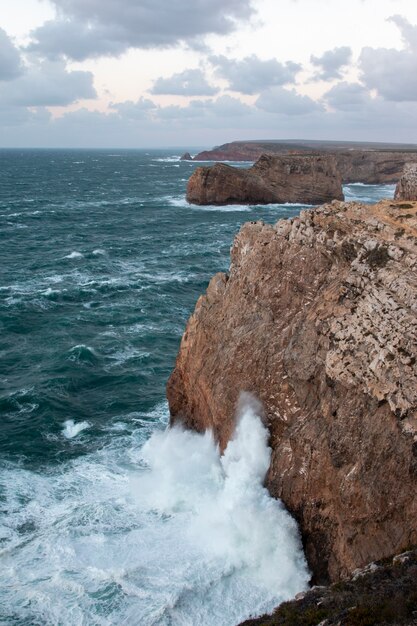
[395,163,417,200]
[186,154,344,205]
[167,199,417,584]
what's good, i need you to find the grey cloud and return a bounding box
[156,95,251,120]
[310,46,352,81]
[28,0,255,61]
[0,60,96,107]
[210,54,301,94]
[151,69,218,96]
[256,86,322,115]
[0,29,23,81]
[359,16,417,101]
[112,97,157,120]
[324,82,369,111]
[4,90,417,147]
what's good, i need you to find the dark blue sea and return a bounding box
[0,149,395,625]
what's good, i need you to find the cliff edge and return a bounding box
[167,199,417,584]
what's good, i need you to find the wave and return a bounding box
[166,195,253,212]
[62,419,91,438]
[152,156,182,163]
[64,251,84,259]
[0,397,309,626]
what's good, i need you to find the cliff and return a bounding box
[167,199,417,584]
[192,141,417,184]
[187,154,344,205]
[395,163,417,200]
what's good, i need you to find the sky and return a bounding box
[1,0,417,148]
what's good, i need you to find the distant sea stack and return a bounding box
[167,199,417,584]
[186,154,344,205]
[180,152,192,161]
[395,163,417,200]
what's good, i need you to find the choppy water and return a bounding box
[0,149,395,625]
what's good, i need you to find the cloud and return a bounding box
[28,0,255,61]
[151,69,218,96]
[0,60,96,107]
[359,15,417,101]
[255,86,322,115]
[112,97,157,120]
[210,54,301,94]
[155,95,252,120]
[310,46,352,81]
[324,82,369,111]
[0,28,23,81]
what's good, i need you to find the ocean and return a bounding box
[0,149,395,625]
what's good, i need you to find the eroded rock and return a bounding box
[167,199,417,583]
[186,154,344,205]
[395,163,417,201]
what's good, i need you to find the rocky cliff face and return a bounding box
[193,141,417,184]
[187,154,344,205]
[167,199,417,584]
[395,163,417,200]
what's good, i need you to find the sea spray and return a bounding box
[0,400,309,626]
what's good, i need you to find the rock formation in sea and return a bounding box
[395,163,417,200]
[180,152,192,161]
[191,140,417,184]
[186,154,344,205]
[167,199,417,584]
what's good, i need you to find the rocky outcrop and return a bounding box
[395,163,417,200]
[192,141,417,184]
[239,549,417,626]
[180,152,192,161]
[167,199,417,584]
[187,154,344,205]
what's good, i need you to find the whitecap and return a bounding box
[62,419,91,438]
[92,249,106,256]
[64,251,84,259]
[166,195,252,212]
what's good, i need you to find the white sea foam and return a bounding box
[62,419,91,438]
[0,397,309,625]
[152,156,181,163]
[166,195,252,212]
[64,251,84,259]
[92,248,106,256]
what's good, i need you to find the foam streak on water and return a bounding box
[0,400,309,626]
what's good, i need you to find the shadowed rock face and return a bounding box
[395,163,417,200]
[186,154,344,205]
[167,199,417,584]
